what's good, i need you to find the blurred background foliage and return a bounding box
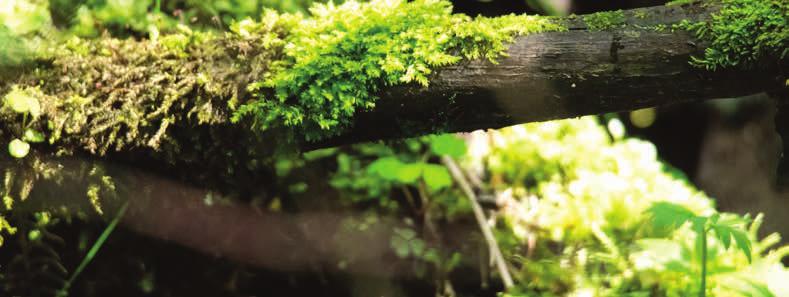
[1,0,788,297]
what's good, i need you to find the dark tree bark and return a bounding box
[316,4,785,148]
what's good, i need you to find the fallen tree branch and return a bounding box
[1,2,785,154]
[313,3,786,148]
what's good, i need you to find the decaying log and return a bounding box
[317,3,785,148]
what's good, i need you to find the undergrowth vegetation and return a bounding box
[0,0,788,296]
[282,117,789,297]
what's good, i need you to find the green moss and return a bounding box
[666,0,696,6]
[0,17,298,200]
[583,10,626,31]
[677,0,788,70]
[232,0,566,141]
[0,0,567,207]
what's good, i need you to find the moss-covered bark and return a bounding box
[0,0,785,226]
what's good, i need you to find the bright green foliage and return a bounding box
[295,117,789,297]
[429,134,467,158]
[319,134,472,281]
[366,135,460,192]
[647,202,755,297]
[648,201,700,232]
[331,134,465,204]
[3,87,41,118]
[470,117,787,297]
[234,0,565,141]
[2,87,45,159]
[53,0,317,37]
[7,139,30,159]
[583,10,626,31]
[647,202,752,262]
[0,0,54,67]
[677,0,789,70]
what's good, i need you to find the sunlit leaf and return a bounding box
[731,228,753,263]
[395,163,423,183]
[422,164,452,191]
[8,139,30,159]
[3,88,40,117]
[713,224,733,250]
[646,202,697,231]
[22,129,45,143]
[367,157,404,180]
[429,134,466,158]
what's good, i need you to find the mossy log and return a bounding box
[313,3,787,148]
[0,2,787,273]
[0,3,785,154]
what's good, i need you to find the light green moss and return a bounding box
[677,0,788,70]
[583,10,626,31]
[0,0,568,211]
[232,0,566,141]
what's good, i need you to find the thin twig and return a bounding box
[441,156,514,290]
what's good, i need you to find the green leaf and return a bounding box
[422,164,452,191]
[395,228,416,240]
[22,129,45,143]
[395,163,423,184]
[391,236,410,258]
[712,224,733,250]
[3,88,41,117]
[646,202,697,231]
[423,248,440,264]
[8,139,30,159]
[409,239,425,255]
[731,228,753,263]
[367,157,404,181]
[429,134,467,158]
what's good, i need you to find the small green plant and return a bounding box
[2,86,45,159]
[366,135,464,192]
[647,202,753,297]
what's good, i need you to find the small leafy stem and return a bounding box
[647,202,753,297]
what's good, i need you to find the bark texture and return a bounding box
[318,4,785,148]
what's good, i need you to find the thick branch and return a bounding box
[316,4,784,148]
[2,3,787,276]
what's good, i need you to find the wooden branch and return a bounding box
[313,3,785,148]
[4,2,787,277]
[2,3,784,153]
[442,156,513,289]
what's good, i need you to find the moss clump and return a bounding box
[0,15,298,206]
[583,10,626,31]
[677,0,788,70]
[0,0,565,231]
[233,0,566,141]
